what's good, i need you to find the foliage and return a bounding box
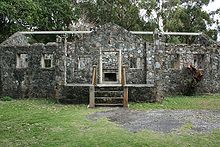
[0,0,37,42]
[34,0,80,31]
[165,0,218,42]
[139,0,218,43]
[0,0,80,43]
[0,0,219,43]
[79,0,146,31]
[0,98,220,146]
[0,96,13,101]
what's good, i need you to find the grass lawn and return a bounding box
[130,94,220,110]
[0,95,220,147]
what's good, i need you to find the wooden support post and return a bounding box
[92,65,97,86]
[118,49,122,83]
[123,86,128,107]
[63,34,68,85]
[89,86,95,108]
[99,48,103,84]
[121,65,127,86]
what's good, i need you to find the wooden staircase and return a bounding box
[89,65,128,108]
[95,85,124,106]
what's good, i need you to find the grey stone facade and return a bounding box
[0,23,219,103]
[0,43,64,98]
[66,24,146,84]
[160,44,220,95]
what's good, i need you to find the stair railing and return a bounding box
[121,65,128,107]
[92,65,97,86]
[89,65,97,108]
[121,65,126,86]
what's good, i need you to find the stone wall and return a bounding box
[59,86,90,104]
[0,23,220,102]
[0,43,64,98]
[128,86,156,102]
[66,23,146,84]
[0,33,29,47]
[158,44,220,95]
[57,85,156,104]
[146,43,155,85]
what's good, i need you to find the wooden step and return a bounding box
[95,103,123,106]
[89,85,128,108]
[96,84,122,87]
[95,91,123,93]
[95,87,123,91]
[95,97,123,100]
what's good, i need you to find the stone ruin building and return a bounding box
[0,23,219,107]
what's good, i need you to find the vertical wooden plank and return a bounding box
[123,66,126,85]
[92,65,97,85]
[118,49,122,83]
[121,67,124,86]
[89,86,95,108]
[121,65,126,86]
[123,87,128,107]
[99,48,103,84]
[94,67,97,85]
[63,34,68,85]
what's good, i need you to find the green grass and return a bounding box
[130,94,220,110]
[0,96,220,147]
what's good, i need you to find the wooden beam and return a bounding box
[162,32,202,36]
[131,31,202,36]
[20,31,92,35]
[19,30,202,36]
[130,31,154,35]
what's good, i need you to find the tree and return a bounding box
[209,7,220,40]
[31,0,80,42]
[34,0,80,31]
[0,0,38,42]
[163,0,217,43]
[78,0,146,31]
[139,0,218,43]
[0,0,80,43]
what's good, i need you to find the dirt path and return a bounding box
[88,108,220,133]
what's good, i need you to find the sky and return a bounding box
[203,0,220,12]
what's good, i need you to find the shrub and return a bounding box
[0,96,14,101]
[179,66,203,96]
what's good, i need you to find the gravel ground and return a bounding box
[87,108,220,133]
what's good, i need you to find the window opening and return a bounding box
[16,54,28,68]
[78,57,90,70]
[171,54,180,69]
[193,54,205,69]
[129,57,137,68]
[41,54,53,68]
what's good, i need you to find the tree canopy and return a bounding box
[0,0,219,43]
[78,0,145,31]
[159,0,218,43]
[0,0,79,43]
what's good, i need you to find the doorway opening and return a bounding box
[104,73,117,81]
